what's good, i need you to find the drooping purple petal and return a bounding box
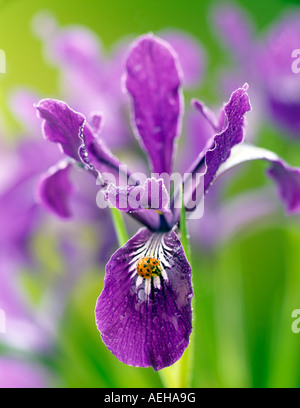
[125,34,183,175]
[267,164,300,214]
[217,144,300,215]
[104,177,169,213]
[37,161,74,218]
[35,99,164,230]
[81,126,125,180]
[96,228,193,371]
[36,99,86,161]
[36,99,124,180]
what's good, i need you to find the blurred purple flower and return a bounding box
[32,12,205,152]
[212,3,300,138]
[0,357,48,388]
[35,32,300,371]
[0,88,113,372]
[257,12,300,136]
[0,119,60,262]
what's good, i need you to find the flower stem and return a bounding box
[179,185,191,261]
[159,186,195,388]
[179,188,194,388]
[110,208,128,247]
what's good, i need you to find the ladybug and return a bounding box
[136,257,161,279]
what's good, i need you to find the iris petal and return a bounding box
[217,144,300,215]
[95,228,193,371]
[125,34,183,175]
[35,99,122,178]
[172,85,251,222]
[36,99,86,161]
[104,177,170,213]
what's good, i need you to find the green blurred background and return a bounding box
[1,0,300,388]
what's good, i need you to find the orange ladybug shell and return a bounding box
[136,257,161,279]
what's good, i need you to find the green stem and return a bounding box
[179,185,194,387]
[110,208,128,247]
[159,186,195,388]
[179,185,191,261]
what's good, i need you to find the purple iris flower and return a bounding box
[35,33,300,371]
[211,3,300,138]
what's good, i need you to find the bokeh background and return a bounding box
[1,0,300,388]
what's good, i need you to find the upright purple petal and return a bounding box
[96,228,193,371]
[172,85,250,221]
[125,34,183,175]
[172,85,251,222]
[202,84,251,192]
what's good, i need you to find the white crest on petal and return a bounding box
[130,232,173,300]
